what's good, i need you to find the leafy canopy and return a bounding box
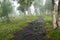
[17,0,34,12]
[0,0,13,17]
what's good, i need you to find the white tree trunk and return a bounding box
[52,14,57,29]
[25,11,31,23]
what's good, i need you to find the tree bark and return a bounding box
[57,0,60,28]
[52,0,57,29]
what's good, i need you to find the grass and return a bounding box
[43,15,60,40]
[0,15,60,40]
[0,15,38,40]
[0,20,28,40]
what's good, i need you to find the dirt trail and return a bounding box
[11,17,46,40]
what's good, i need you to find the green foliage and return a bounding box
[0,0,13,17]
[45,0,52,11]
[17,0,34,12]
[34,0,42,7]
[33,0,46,14]
[0,6,2,17]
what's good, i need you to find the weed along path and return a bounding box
[11,17,46,40]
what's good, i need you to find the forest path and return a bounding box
[11,17,46,40]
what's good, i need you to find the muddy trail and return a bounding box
[11,17,46,40]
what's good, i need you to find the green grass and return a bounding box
[0,15,60,40]
[0,20,28,40]
[43,15,60,40]
[0,15,38,40]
